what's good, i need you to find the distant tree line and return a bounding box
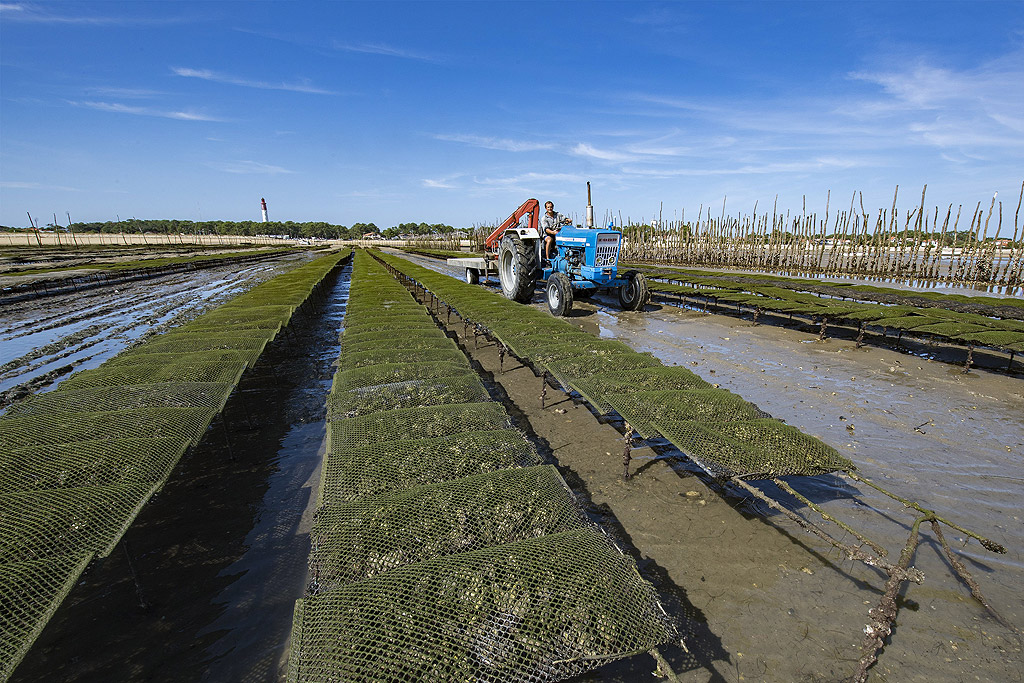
[1,219,456,241]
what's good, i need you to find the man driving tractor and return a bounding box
[540,200,571,264]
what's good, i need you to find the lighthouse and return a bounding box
[261,197,268,223]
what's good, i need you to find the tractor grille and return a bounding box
[595,233,621,267]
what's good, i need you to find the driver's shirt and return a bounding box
[540,212,566,234]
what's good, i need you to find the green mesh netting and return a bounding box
[310,466,590,587]
[319,429,543,506]
[129,334,270,356]
[0,437,188,493]
[343,318,441,337]
[2,383,234,417]
[328,374,491,419]
[873,315,943,330]
[498,329,587,359]
[0,554,93,682]
[908,322,992,339]
[541,354,664,396]
[605,389,771,440]
[339,347,466,370]
[57,360,246,391]
[154,328,280,344]
[0,250,349,680]
[177,318,285,333]
[526,339,637,366]
[340,326,449,349]
[179,304,296,327]
[339,335,458,357]
[0,407,214,450]
[331,361,474,391]
[103,348,263,369]
[328,402,510,445]
[0,482,161,562]
[288,530,674,683]
[958,329,1024,348]
[566,367,713,414]
[653,418,854,479]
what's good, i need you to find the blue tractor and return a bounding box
[480,186,649,316]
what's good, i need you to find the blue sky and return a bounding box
[2,1,1023,233]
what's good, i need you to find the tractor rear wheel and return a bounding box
[618,270,650,311]
[498,233,537,303]
[546,272,574,316]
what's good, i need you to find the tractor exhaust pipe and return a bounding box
[586,181,594,228]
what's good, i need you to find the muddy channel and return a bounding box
[3,249,1021,682]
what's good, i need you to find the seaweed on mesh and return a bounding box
[288,530,674,683]
[654,418,853,479]
[0,482,163,562]
[328,374,490,418]
[339,347,467,370]
[567,366,712,413]
[340,335,458,356]
[0,437,189,493]
[605,389,770,440]
[331,361,473,392]
[319,428,542,504]
[309,465,590,586]
[3,382,234,416]
[329,402,511,446]
[0,406,214,450]
[0,554,93,683]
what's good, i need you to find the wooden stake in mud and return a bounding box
[928,520,1020,637]
[855,322,866,348]
[851,515,927,683]
[622,425,635,480]
[540,370,548,409]
[963,345,974,374]
[818,317,828,341]
[498,341,506,374]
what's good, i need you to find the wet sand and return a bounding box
[0,252,314,407]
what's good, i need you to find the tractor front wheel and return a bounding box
[618,271,650,311]
[465,268,479,285]
[546,272,574,316]
[498,233,537,303]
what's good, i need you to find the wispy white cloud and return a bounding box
[1,180,81,192]
[423,178,458,189]
[70,100,224,121]
[333,41,440,62]
[83,86,166,99]
[570,143,638,162]
[469,172,600,196]
[433,134,555,152]
[172,67,336,95]
[844,50,1024,150]
[621,156,865,178]
[205,160,296,175]
[0,3,189,25]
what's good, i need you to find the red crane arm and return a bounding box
[484,198,540,254]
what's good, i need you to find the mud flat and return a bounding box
[392,250,1023,681]
[0,252,315,409]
